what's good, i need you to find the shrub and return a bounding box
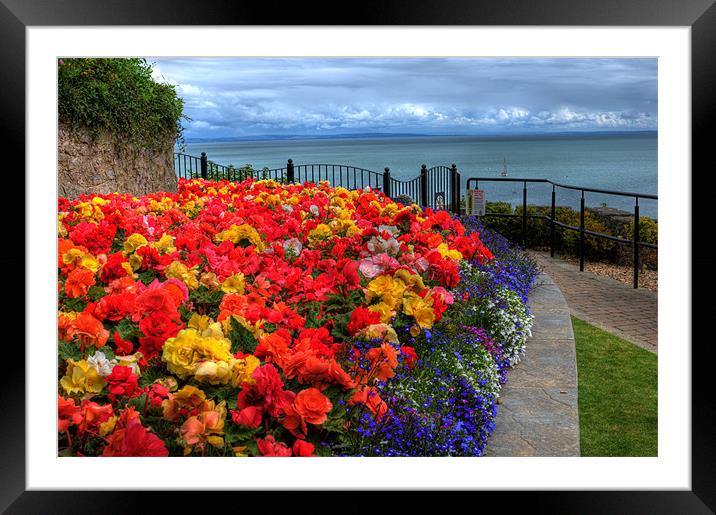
[58,58,185,150]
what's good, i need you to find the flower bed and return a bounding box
[57,178,537,457]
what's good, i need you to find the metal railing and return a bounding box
[467,177,657,289]
[173,152,462,213]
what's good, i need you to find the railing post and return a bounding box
[383,167,391,198]
[286,159,294,183]
[420,164,428,208]
[579,193,585,272]
[450,164,459,214]
[633,200,640,289]
[522,181,528,247]
[457,171,461,215]
[550,186,556,258]
[200,152,208,180]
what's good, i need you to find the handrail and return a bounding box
[466,177,658,201]
[466,176,657,289]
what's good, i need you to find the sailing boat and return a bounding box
[500,158,508,177]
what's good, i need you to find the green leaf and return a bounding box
[228,317,258,355]
[58,339,83,361]
[115,317,142,341]
[137,269,156,285]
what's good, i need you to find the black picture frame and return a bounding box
[5,0,714,512]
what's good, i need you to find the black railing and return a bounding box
[173,152,462,213]
[466,177,657,289]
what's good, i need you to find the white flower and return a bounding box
[378,225,400,237]
[87,351,117,377]
[309,205,320,217]
[283,237,303,257]
[282,204,293,214]
[142,215,155,236]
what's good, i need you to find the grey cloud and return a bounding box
[149,57,657,137]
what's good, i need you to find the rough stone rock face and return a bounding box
[58,124,178,199]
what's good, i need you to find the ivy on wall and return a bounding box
[58,58,186,151]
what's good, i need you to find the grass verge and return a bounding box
[572,316,657,456]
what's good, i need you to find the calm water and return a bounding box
[180,134,658,218]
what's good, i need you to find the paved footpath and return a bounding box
[529,251,658,354]
[485,271,580,457]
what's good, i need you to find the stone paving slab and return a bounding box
[485,272,580,457]
[529,251,658,354]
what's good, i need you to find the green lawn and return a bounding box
[572,316,658,456]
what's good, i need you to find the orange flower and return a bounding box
[64,267,95,298]
[365,343,400,382]
[294,387,332,426]
[350,386,388,419]
[254,330,291,368]
[67,312,109,351]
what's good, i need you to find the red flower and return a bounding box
[67,312,109,352]
[230,406,263,428]
[132,288,177,322]
[292,439,316,457]
[101,418,169,457]
[346,307,381,336]
[401,346,418,369]
[94,292,135,322]
[64,267,95,298]
[58,396,82,433]
[106,366,139,402]
[256,435,292,457]
[113,331,134,355]
[100,252,128,283]
[77,400,114,434]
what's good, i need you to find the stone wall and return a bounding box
[58,123,178,199]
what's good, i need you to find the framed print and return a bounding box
[6,0,715,512]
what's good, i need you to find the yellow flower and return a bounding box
[162,328,233,379]
[128,253,143,271]
[99,416,117,437]
[393,269,426,290]
[230,355,261,388]
[365,275,406,310]
[58,219,67,238]
[360,323,399,344]
[151,233,176,254]
[194,360,234,385]
[199,272,221,290]
[80,254,101,273]
[120,262,135,278]
[413,304,436,329]
[164,260,199,289]
[380,203,400,217]
[220,314,265,342]
[308,223,332,244]
[188,314,214,332]
[215,224,265,252]
[368,302,395,324]
[123,233,148,254]
[437,243,463,261]
[60,359,107,396]
[62,248,85,267]
[221,273,246,294]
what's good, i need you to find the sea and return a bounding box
[179,133,658,218]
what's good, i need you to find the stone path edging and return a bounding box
[484,271,581,457]
[529,251,657,354]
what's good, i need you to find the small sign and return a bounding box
[434,192,446,210]
[467,189,486,216]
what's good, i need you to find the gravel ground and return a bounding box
[553,254,658,292]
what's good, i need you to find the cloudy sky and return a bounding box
[149,58,657,140]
